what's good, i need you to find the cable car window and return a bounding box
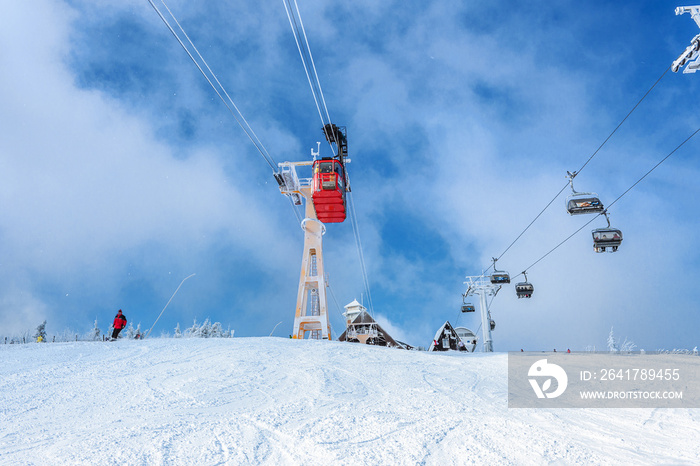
[320,162,334,174]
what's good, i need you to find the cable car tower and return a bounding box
[275,125,350,340]
[463,274,501,352]
[673,5,700,73]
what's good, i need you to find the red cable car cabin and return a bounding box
[312,158,346,223]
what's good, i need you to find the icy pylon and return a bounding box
[463,275,501,352]
[276,161,331,340]
[673,5,700,73]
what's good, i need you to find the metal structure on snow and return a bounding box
[463,275,501,352]
[275,125,351,339]
[276,159,331,340]
[673,5,700,73]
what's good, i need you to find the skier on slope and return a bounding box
[111,310,127,340]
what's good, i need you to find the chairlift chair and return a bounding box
[592,211,622,253]
[490,320,496,331]
[565,171,604,215]
[566,194,604,215]
[515,271,534,299]
[490,271,510,284]
[461,304,476,313]
[489,257,510,284]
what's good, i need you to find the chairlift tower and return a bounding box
[463,275,501,352]
[673,5,700,73]
[276,159,331,340]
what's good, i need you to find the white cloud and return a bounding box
[1,1,698,350]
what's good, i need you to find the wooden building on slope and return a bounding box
[429,320,470,352]
[337,299,404,348]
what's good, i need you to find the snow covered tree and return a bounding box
[199,318,212,338]
[34,320,47,342]
[620,337,637,353]
[174,323,182,338]
[124,323,142,339]
[607,327,636,352]
[210,321,224,338]
[185,318,199,338]
[58,329,78,342]
[607,327,619,352]
[183,318,231,338]
[91,320,101,341]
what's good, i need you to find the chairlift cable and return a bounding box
[483,65,672,274]
[574,65,671,176]
[516,215,600,279]
[605,125,700,211]
[514,124,700,277]
[495,183,570,263]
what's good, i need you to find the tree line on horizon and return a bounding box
[2,318,234,344]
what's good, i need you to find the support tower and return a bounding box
[276,161,331,340]
[463,275,501,352]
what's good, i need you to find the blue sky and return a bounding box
[1,0,699,350]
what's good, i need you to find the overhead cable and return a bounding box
[485,65,672,273]
[513,124,700,278]
[282,0,336,156]
[347,190,375,316]
[147,0,277,171]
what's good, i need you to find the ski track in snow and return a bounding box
[1,338,699,465]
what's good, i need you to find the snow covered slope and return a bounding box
[1,338,698,464]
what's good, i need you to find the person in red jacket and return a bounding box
[111,310,127,340]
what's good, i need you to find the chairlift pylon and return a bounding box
[673,6,700,73]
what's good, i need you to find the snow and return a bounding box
[1,338,699,465]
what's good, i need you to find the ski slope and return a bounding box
[1,338,698,465]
